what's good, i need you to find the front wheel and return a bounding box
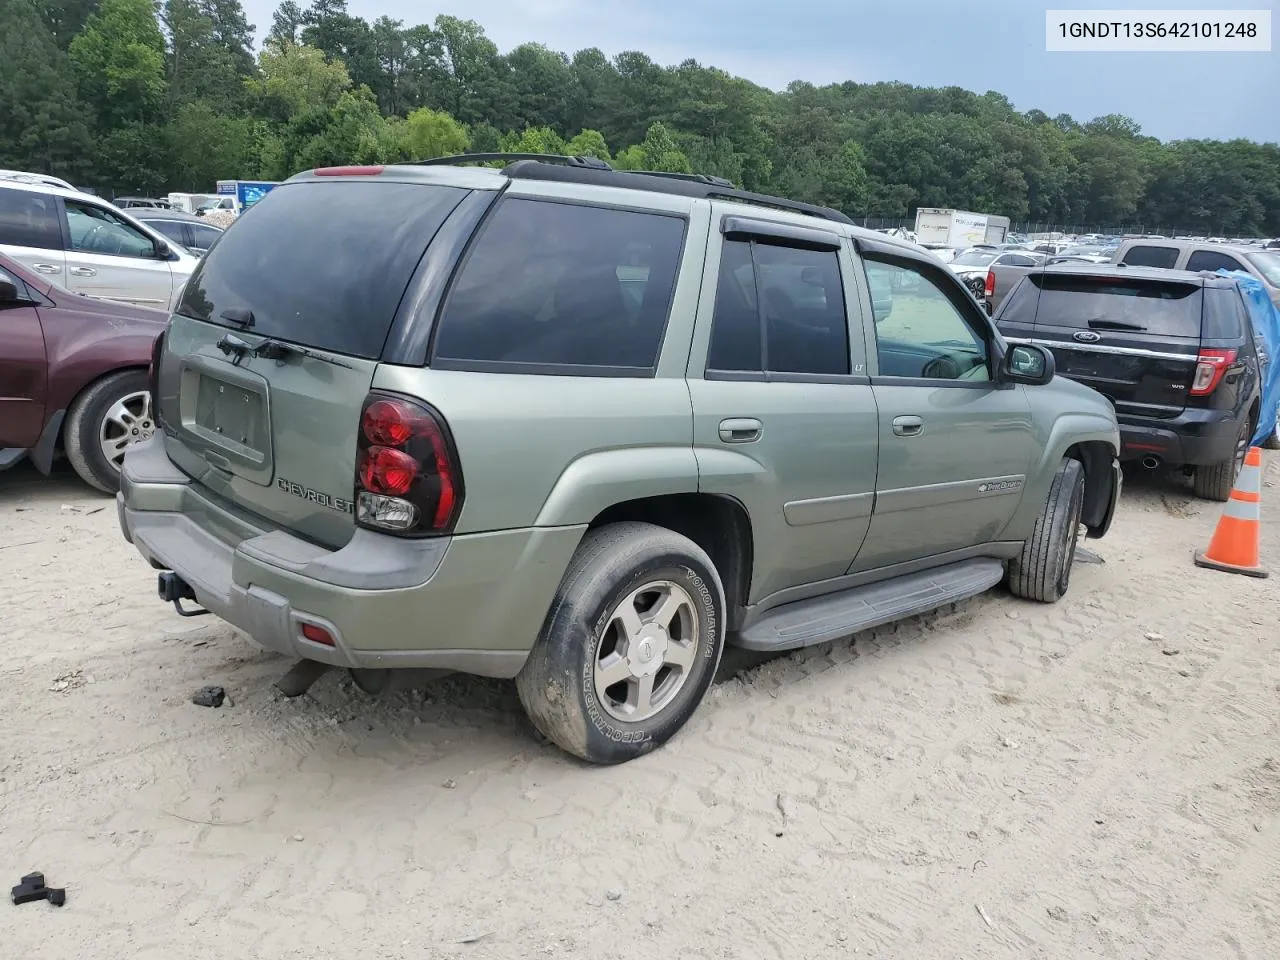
[515,522,726,764]
[1007,458,1085,603]
[63,370,154,494]
[1263,410,1280,450]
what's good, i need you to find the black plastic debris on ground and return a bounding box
[11,872,66,907]
[192,686,226,708]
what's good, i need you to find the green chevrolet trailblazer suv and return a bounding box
[118,155,1122,764]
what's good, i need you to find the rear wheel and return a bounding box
[63,370,154,494]
[1263,409,1280,450]
[1193,418,1250,501]
[1007,457,1085,603]
[515,522,725,764]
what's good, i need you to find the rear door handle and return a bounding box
[70,266,97,277]
[892,415,924,437]
[33,263,61,275]
[719,418,762,443]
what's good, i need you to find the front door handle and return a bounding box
[70,266,97,278]
[33,263,61,275]
[719,418,762,443]
[892,415,924,437]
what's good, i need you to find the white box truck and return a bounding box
[913,208,1010,248]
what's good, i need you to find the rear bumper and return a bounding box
[117,434,584,678]
[1118,409,1243,467]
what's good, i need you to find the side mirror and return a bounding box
[0,279,20,303]
[153,239,172,259]
[1001,343,1055,385]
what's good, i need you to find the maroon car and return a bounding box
[0,252,166,492]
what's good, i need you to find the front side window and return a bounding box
[1245,252,1280,287]
[1120,245,1178,269]
[0,187,61,249]
[148,220,188,245]
[706,239,850,376]
[65,201,156,258]
[432,198,686,372]
[864,258,990,381]
[1186,250,1245,274]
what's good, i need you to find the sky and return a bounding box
[241,0,1279,143]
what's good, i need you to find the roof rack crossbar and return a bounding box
[411,153,613,171]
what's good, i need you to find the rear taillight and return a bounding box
[148,329,166,420]
[983,269,995,299]
[1189,348,1237,396]
[354,393,463,536]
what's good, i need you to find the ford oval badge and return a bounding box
[1073,330,1102,343]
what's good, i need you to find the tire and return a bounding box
[63,370,154,494]
[1193,418,1250,502]
[1264,414,1280,451]
[515,521,726,764]
[1007,457,1085,603]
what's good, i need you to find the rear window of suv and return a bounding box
[1028,274,1203,339]
[175,181,469,359]
[431,198,686,374]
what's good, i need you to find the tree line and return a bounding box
[3,0,1278,235]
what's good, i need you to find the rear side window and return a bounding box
[432,199,686,373]
[1031,274,1202,338]
[994,277,1039,327]
[706,239,850,376]
[1120,245,1179,269]
[1186,250,1245,274]
[1202,286,1250,340]
[148,220,188,244]
[176,181,468,360]
[0,186,61,249]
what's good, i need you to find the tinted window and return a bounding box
[1002,254,1039,267]
[66,201,155,258]
[148,220,188,244]
[1202,286,1250,340]
[706,239,850,376]
[1031,275,1202,338]
[1120,245,1179,269]
[0,186,61,249]
[993,277,1039,327]
[433,198,686,371]
[177,181,467,360]
[865,258,989,381]
[189,224,222,250]
[1186,250,1246,274]
[951,250,998,267]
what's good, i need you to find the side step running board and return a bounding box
[735,558,1005,652]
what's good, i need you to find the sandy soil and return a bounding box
[3,457,1279,960]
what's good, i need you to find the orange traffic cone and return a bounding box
[1194,446,1268,578]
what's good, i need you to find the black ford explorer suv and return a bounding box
[994,264,1263,501]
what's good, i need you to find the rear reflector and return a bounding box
[1190,348,1237,396]
[313,165,384,176]
[300,622,335,646]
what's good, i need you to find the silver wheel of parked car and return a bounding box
[63,369,152,494]
[98,390,154,471]
[516,521,725,764]
[593,580,700,723]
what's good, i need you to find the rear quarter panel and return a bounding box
[40,294,166,414]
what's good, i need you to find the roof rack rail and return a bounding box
[625,170,736,188]
[412,153,613,171]
[407,152,853,227]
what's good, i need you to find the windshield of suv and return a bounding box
[1246,252,1280,287]
[951,251,998,267]
[1031,274,1202,338]
[176,180,469,359]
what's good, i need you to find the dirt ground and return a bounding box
[3,456,1279,960]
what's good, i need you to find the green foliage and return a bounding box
[0,0,93,178]
[68,0,168,127]
[5,0,1277,236]
[403,106,469,159]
